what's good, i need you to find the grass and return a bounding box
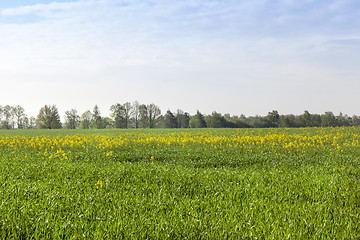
[0,128,359,239]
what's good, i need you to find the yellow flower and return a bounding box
[96,179,103,189]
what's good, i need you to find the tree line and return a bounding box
[0,103,360,130]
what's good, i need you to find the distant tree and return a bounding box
[65,109,80,129]
[164,110,177,128]
[227,119,251,128]
[148,104,161,128]
[189,110,207,128]
[36,105,62,129]
[79,110,92,129]
[301,110,311,127]
[29,117,36,129]
[2,105,14,129]
[205,111,227,128]
[19,116,29,129]
[352,115,360,126]
[103,117,113,129]
[311,114,322,127]
[13,105,26,129]
[176,109,190,128]
[123,102,132,129]
[91,105,104,129]
[321,112,336,127]
[139,104,149,128]
[131,101,140,128]
[279,115,298,128]
[336,112,351,126]
[110,103,125,128]
[224,113,231,120]
[266,110,280,127]
[251,115,274,128]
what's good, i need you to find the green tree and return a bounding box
[91,105,104,129]
[303,110,311,127]
[2,105,14,129]
[65,109,80,129]
[176,109,190,128]
[352,115,360,126]
[79,110,92,129]
[29,117,36,129]
[103,117,113,129]
[138,104,161,128]
[13,105,26,129]
[131,101,140,128]
[139,104,149,128]
[266,110,280,127]
[164,110,177,128]
[279,115,297,128]
[321,112,336,127]
[189,110,207,128]
[205,111,227,128]
[110,103,125,128]
[148,104,161,128]
[123,102,132,129]
[36,105,62,129]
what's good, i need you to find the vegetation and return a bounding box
[0,103,360,130]
[0,128,359,238]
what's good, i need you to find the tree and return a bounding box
[91,105,104,129]
[2,105,14,129]
[321,112,336,127]
[123,102,132,129]
[65,109,80,129]
[176,109,190,128]
[137,103,161,128]
[301,110,311,127]
[138,104,149,128]
[13,105,26,129]
[336,112,351,127]
[110,103,125,128]
[36,105,62,129]
[19,116,29,129]
[266,110,280,127]
[79,110,92,129]
[352,115,360,126]
[279,115,297,128]
[148,103,161,128]
[205,111,227,128]
[189,110,207,128]
[164,110,177,128]
[103,117,113,129]
[29,117,36,129]
[131,101,140,128]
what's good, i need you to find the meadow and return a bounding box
[0,127,359,239]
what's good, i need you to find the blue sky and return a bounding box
[1,0,360,118]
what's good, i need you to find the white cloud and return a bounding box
[0,0,360,116]
[1,1,85,16]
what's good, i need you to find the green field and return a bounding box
[0,128,359,239]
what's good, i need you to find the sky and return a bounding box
[1,0,360,119]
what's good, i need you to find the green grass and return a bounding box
[0,128,359,239]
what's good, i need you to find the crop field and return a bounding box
[0,127,360,239]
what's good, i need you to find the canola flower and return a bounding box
[0,127,359,158]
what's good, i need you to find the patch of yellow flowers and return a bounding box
[0,127,359,156]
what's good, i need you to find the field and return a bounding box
[0,127,360,239]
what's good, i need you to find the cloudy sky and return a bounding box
[1,0,359,119]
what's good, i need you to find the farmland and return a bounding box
[0,128,360,239]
